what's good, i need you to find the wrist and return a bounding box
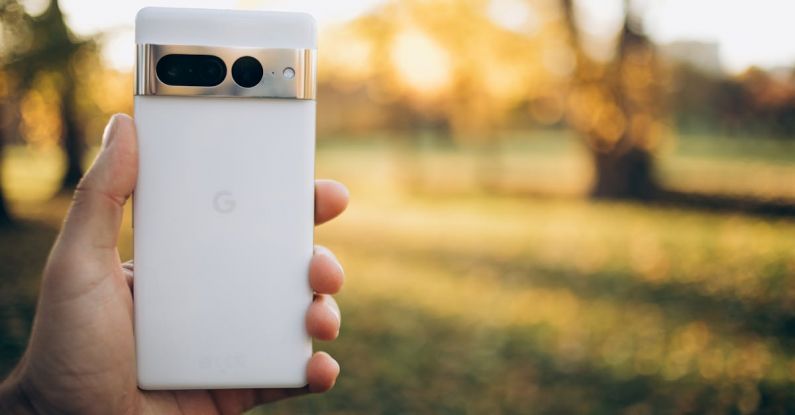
[0,369,38,415]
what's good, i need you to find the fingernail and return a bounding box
[332,316,341,338]
[101,114,120,150]
[336,182,350,201]
[315,245,344,275]
[328,302,341,325]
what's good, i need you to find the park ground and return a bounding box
[1,131,795,414]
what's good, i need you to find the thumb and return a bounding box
[58,114,138,252]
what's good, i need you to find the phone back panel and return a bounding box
[133,8,316,389]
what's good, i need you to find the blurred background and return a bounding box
[1,0,794,413]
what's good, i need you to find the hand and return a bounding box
[0,114,349,414]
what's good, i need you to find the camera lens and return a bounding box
[231,56,264,88]
[156,54,226,87]
[165,64,181,81]
[199,57,224,83]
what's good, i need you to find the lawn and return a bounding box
[1,132,794,414]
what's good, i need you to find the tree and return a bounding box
[0,0,32,226]
[0,88,13,226]
[560,0,666,199]
[8,0,90,192]
[322,0,669,199]
[323,0,554,140]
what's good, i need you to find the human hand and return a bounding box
[0,114,348,414]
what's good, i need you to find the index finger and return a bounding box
[315,180,349,225]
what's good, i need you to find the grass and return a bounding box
[1,132,795,414]
[272,193,795,414]
[658,133,795,201]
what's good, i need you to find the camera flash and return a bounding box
[283,67,295,79]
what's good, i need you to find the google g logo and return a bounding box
[212,191,236,214]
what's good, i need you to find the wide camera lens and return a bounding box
[231,56,264,88]
[156,54,226,87]
[164,64,181,82]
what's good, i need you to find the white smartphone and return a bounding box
[133,7,316,390]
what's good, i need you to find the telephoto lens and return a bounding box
[156,54,226,87]
[231,56,264,88]
[199,57,225,84]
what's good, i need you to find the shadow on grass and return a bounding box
[262,297,795,415]
[342,240,795,354]
[475,187,795,219]
[656,190,795,219]
[475,257,795,350]
[0,219,58,376]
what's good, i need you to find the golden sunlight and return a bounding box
[320,26,374,83]
[390,29,452,94]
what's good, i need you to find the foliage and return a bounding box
[319,0,569,140]
[672,64,795,137]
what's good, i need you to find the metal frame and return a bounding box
[135,44,317,100]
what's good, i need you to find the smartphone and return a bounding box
[133,7,316,390]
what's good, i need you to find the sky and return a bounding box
[644,0,795,73]
[30,0,795,74]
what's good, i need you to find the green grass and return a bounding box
[2,134,795,414]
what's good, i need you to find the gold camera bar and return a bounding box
[135,44,316,100]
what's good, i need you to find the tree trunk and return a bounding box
[560,0,662,201]
[58,79,84,191]
[591,145,656,200]
[0,172,12,227]
[0,111,13,226]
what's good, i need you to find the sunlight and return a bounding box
[46,0,795,73]
[390,29,452,94]
[487,0,537,34]
[320,26,374,82]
